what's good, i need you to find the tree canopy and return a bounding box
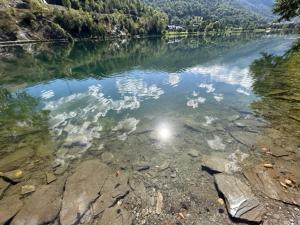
[273,0,300,21]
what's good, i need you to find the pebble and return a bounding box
[217,198,224,205]
[101,152,114,163]
[46,172,57,184]
[134,165,150,172]
[158,162,169,171]
[187,149,199,157]
[21,185,36,195]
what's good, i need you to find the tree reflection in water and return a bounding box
[250,40,300,137]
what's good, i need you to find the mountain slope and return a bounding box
[236,0,275,19]
[144,0,272,29]
[0,0,168,41]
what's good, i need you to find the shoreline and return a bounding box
[0,29,296,47]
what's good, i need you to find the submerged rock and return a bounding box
[188,149,199,157]
[0,195,23,225]
[133,164,150,172]
[21,185,36,195]
[0,178,10,198]
[207,135,226,150]
[230,131,259,147]
[0,169,23,183]
[11,177,65,225]
[214,174,265,222]
[46,172,57,184]
[59,160,111,225]
[202,155,231,173]
[244,166,300,206]
[101,152,114,163]
[0,149,34,171]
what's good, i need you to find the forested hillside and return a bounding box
[0,0,167,41]
[237,0,274,19]
[145,0,272,31]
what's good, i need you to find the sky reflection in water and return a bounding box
[14,35,297,164]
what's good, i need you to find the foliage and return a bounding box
[145,0,268,31]
[0,0,168,41]
[273,0,300,21]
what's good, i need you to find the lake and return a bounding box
[0,34,299,225]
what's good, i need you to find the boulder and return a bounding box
[214,174,265,222]
[0,195,23,225]
[11,178,65,225]
[59,160,111,225]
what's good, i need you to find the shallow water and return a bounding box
[0,34,300,224]
[1,36,295,164]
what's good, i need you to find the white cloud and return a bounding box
[198,83,215,93]
[187,65,252,89]
[116,78,164,99]
[213,93,224,102]
[236,88,250,96]
[41,90,55,99]
[168,73,181,87]
[187,96,206,109]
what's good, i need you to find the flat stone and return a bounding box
[214,174,265,222]
[230,131,259,147]
[244,166,300,206]
[0,169,23,183]
[133,164,150,171]
[101,152,114,163]
[59,160,111,225]
[202,155,231,173]
[0,195,23,225]
[54,163,68,175]
[0,149,34,171]
[90,173,129,217]
[158,161,169,171]
[46,172,56,184]
[0,178,10,198]
[11,177,65,225]
[188,149,199,157]
[21,185,36,195]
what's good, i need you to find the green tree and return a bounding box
[273,0,300,21]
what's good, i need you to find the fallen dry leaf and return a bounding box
[263,163,273,168]
[280,181,288,188]
[178,212,185,219]
[217,198,224,205]
[284,179,292,186]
